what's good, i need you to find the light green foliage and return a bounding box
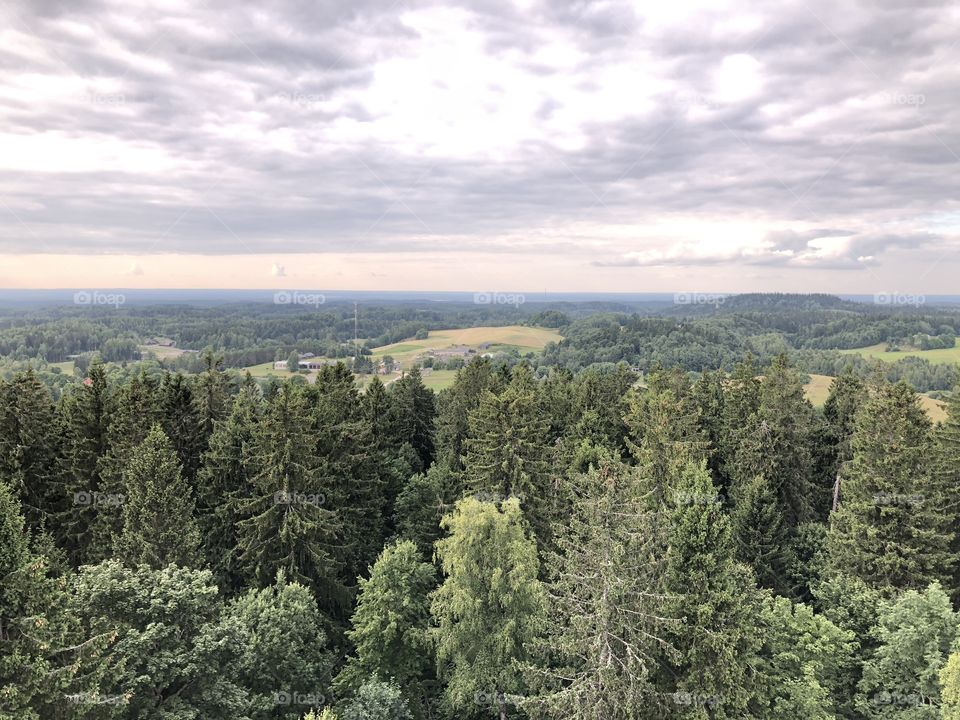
[431,497,545,718]
[339,680,412,720]
[857,583,958,718]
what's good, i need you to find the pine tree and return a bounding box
[116,424,201,569]
[335,540,436,714]
[717,354,761,484]
[659,458,763,717]
[194,350,230,447]
[525,456,669,719]
[431,497,545,719]
[827,380,954,592]
[934,383,960,600]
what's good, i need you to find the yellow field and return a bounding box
[839,342,960,365]
[139,344,187,359]
[371,325,563,368]
[802,374,835,407]
[420,369,459,391]
[804,373,948,422]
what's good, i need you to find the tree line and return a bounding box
[2,350,960,718]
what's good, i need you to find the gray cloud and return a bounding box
[0,0,958,277]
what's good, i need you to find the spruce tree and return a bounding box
[387,368,436,473]
[196,379,262,591]
[59,361,110,564]
[659,458,763,717]
[236,382,345,614]
[526,456,668,719]
[116,424,201,569]
[729,473,790,594]
[827,380,954,592]
[435,356,501,471]
[158,372,204,481]
[0,370,66,536]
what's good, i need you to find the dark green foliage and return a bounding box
[115,425,201,570]
[827,380,954,592]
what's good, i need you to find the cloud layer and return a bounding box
[0,0,958,287]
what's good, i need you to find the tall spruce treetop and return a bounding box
[387,368,436,473]
[827,379,953,592]
[660,458,763,717]
[729,354,818,529]
[116,424,201,569]
[435,356,502,471]
[0,369,65,535]
[526,455,668,719]
[236,381,345,615]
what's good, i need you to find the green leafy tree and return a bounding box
[70,560,248,720]
[857,582,958,717]
[335,540,436,712]
[339,680,412,720]
[226,571,334,719]
[116,424,201,569]
[755,595,856,719]
[431,497,545,719]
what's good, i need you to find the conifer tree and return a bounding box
[827,380,953,592]
[196,378,262,591]
[116,424,201,569]
[236,382,345,614]
[526,456,668,719]
[90,368,158,560]
[431,497,545,719]
[59,361,110,564]
[387,368,436,473]
[659,458,763,717]
[730,473,790,594]
[934,383,960,599]
[435,356,502,471]
[0,370,66,535]
[194,350,230,447]
[158,372,204,481]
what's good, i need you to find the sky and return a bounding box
[0,0,958,292]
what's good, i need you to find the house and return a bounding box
[430,345,475,362]
[376,359,402,374]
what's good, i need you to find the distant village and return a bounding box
[272,343,495,375]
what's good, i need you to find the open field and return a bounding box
[139,344,188,359]
[802,373,835,406]
[420,369,458,391]
[839,342,960,365]
[370,325,563,368]
[804,372,947,422]
[48,360,74,375]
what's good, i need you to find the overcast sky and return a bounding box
[1,0,958,291]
